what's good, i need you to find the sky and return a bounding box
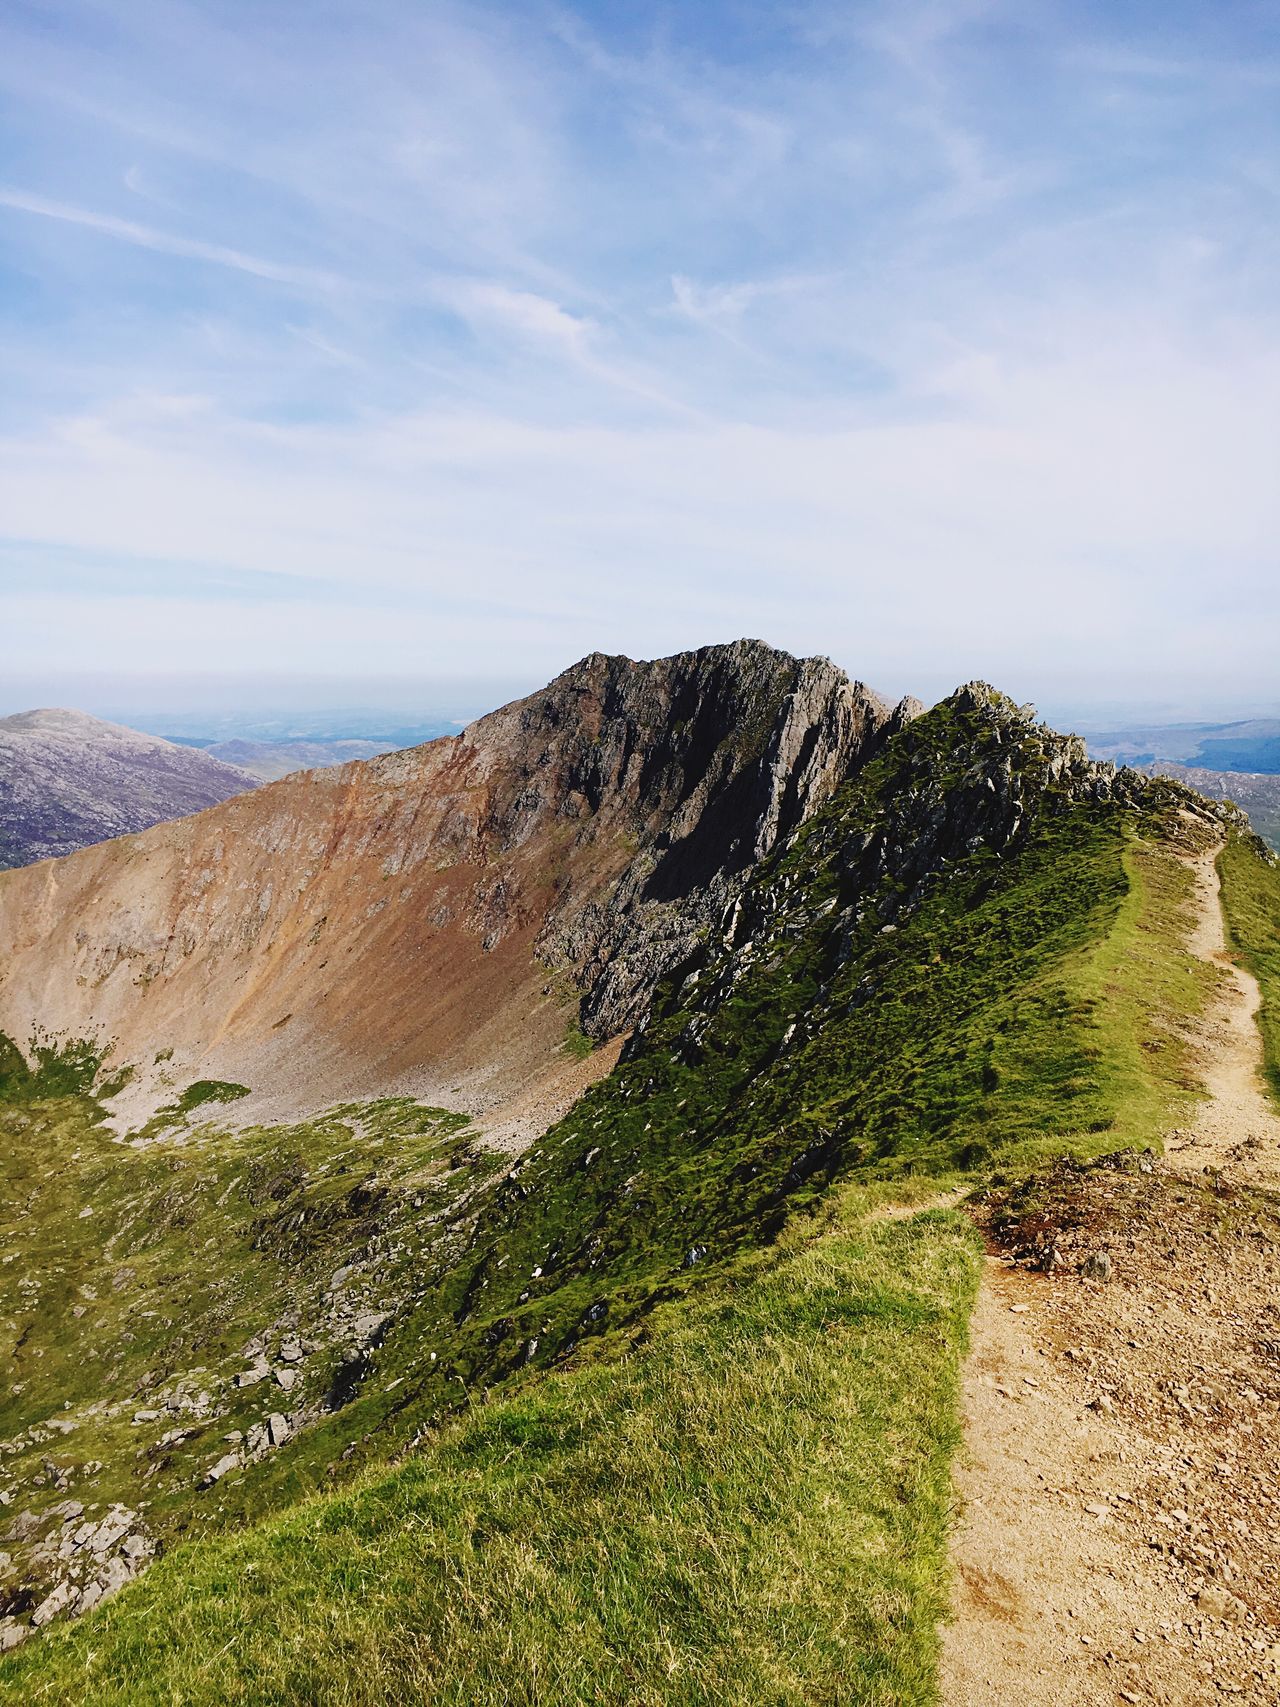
[1,0,1278,723]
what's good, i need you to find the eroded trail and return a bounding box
[941,843,1280,1706]
[1165,848,1280,1191]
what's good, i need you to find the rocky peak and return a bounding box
[470,642,895,1035]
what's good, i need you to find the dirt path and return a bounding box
[1164,847,1280,1191]
[940,844,1280,1705]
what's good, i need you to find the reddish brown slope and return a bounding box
[0,644,896,1134]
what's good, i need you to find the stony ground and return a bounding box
[942,846,1280,1705]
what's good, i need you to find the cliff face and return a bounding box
[0,643,896,1128]
[0,709,257,869]
[492,642,896,1037]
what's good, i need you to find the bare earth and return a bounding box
[941,846,1280,1705]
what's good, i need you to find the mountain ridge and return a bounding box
[0,643,897,1133]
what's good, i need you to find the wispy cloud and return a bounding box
[0,187,346,293]
[1,0,1279,709]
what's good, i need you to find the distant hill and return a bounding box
[1146,762,1280,852]
[1086,718,1280,774]
[0,709,258,869]
[193,737,400,782]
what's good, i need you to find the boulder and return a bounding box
[31,1579,74,1627]
[199,1453,240,1489]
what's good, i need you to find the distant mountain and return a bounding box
[0,709,258,869]
[193,737,400,782]
[1146,763,1280,851]
[1086,718,1280,773]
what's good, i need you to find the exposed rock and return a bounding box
[0,643,899,1122]
[1197,1585,1246,1622]
[199,1453,240,1488]
[267,1413,290,1448]
[350,1311,393,1350]
[30,1579,74,1627]
[3,1509,41,1543]
[96,1555,134,1601]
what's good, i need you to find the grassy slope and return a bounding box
[1219,830,1280,1100]
[4,1202,979,1706]
[0,1067,495,1564]
[0,695,1231,1702]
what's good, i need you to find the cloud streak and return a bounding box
[0,187,346,293]
[1,0,1278,712]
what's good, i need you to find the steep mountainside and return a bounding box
[0,646,1270,1701]
[0,711,257,870]
[0,644,896,1131]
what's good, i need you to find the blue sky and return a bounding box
[1,0,1278,717]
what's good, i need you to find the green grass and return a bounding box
[562,1023,595,1060]
[2,1197,980,1706]
[1219,830,1280,1101]
[173,1079,251,1111]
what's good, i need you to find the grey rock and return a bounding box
[267,1413,290,1448]
[0,1618,29,1651]
[96,1554,133,1602]
[1080,1251,1113,1282]
[515,644,899,1039]
[3,1509,42,1543]
[351,1310,392,1349]
[86,1505,133,1556]
[31,1579,74,1627]
[72,1581,103,1616]
[199,1452,240,1488]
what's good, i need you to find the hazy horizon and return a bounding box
[4,652,1278,742]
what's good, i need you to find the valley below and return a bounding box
[1,643,1278,1704]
